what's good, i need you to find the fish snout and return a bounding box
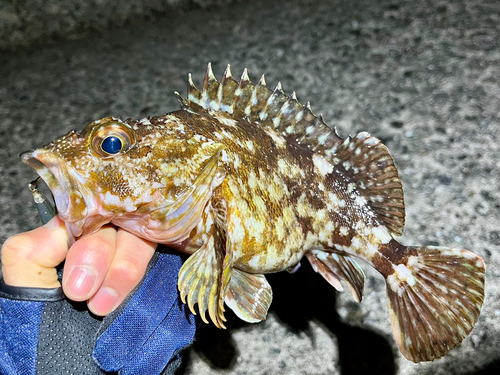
[20,148,83,223]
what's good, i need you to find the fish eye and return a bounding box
[90,119,136,158]
[101,135,124,154]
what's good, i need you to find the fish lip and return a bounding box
[21,149,113,244]
[21,149,75,222]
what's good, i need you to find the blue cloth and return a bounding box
[93,251,197,374]
[0,299,44,375]
[0,251,196,375]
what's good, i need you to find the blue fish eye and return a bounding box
[101,136,123,154]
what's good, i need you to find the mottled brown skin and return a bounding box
[166,109,381,275]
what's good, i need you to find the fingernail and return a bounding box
[89,286,120,315]
[44,216,60,230]
[66,266,97,298]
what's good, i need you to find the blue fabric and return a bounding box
[0,298,44,375]
[93,251,197,374]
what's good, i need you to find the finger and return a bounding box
[62,225,117,301]
[1,216,68,288]
[88,228,157,316]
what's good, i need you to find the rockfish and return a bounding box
[21,64,485,362]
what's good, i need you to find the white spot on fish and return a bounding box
[371,226,392,244]
[318,133,329,145]
[313,154,334,175]
[245,140,255,152]
[355,195,368,206]
[217,115,238,128]
[233,154,241,168]
[230,216,246,244]
[394,264,416,286]
[364,137,378,147]
[220,150,229,162]
[103,191,122,206]
[265,129,286,148]
[247,255,261,269]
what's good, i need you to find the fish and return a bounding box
[21,63,485,363]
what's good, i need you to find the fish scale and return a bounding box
[21,63,485,363]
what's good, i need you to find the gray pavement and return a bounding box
[0,0,499,374]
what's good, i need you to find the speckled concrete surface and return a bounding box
[0,0,235,51]
[0,0,499,374]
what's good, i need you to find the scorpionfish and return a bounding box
[21,64,485,362]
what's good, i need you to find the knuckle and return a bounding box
[1,234,35,264]
[110,256,144,285]
[81,236,115,257]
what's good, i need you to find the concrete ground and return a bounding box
[1,0,499,374]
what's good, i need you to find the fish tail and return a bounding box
[381,242,485,362]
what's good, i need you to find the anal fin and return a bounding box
[225,269,272,323]
[306,250,365,303]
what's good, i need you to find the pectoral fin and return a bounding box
[306,250,365,302]
[145,149,225,244]
[225,269,273,323]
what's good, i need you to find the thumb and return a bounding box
[1,216,69,288]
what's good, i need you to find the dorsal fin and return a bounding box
[175,63,343,156]
[176,64,405,235]
[334,132,405,236]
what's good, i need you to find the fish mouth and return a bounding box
[21,149,88,240]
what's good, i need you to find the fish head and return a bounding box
[21,117,146,241]
[21,115,225,244]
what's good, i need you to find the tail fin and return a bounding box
[384,246,485,362]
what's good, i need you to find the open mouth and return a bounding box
[21,149,74,222]
[20,149,114,243]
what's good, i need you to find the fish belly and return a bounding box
[232,240,305,274]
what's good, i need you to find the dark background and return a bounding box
[1,0,499,374]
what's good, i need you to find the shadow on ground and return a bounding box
[178,261,396,375]
[464,360,500,375]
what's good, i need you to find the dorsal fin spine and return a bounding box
[231,69,253,115]
[202,63,219,110]
[187,73,201,103]
[262,82,287,125]
[245,87,258,117]
[217,64,232,105]
[241,68,249,81]
[222,64,232,81]
[203,62,217,91]
[257,75,266,87]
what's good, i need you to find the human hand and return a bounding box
[1,216,156,316]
